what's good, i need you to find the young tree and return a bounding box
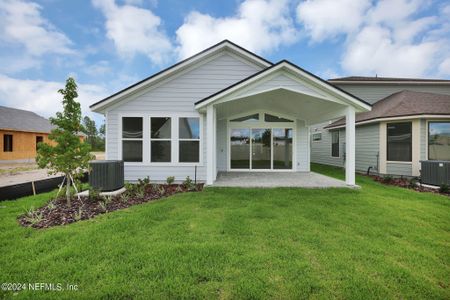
[36,77,93,205]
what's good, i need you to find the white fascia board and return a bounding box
[195,61,372,112]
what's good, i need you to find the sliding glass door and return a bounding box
[230,127,293,170]
[230,129,250,169]
[251,129,271,169]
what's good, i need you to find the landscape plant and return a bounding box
[36,77,93,205]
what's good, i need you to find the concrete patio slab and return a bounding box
[213,172,354,188]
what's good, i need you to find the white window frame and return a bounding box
[226,109,296,172]
[178,117,201,164]
[312,133,322,142]
[150,117,172,163]
[118,113,203,167]
[121,116,144,162]
[426,119,450,161]
[331,130,340,158]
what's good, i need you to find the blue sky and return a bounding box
[0,0,449,125]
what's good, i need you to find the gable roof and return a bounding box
[90,40,273,113]
[329,76,450,84]
[0,105,54,133]
[195,60,372,111]
[325,90,450,129]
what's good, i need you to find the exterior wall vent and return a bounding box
[89,160,124,191]
[420,161,450,186]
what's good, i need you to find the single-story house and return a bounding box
[90,40,372,186]
[0,105,85,162]
[311,78,450,177]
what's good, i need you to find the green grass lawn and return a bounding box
[0,164,449,299]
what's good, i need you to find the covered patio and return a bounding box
[195,61,371,187]
[213,171,350,188]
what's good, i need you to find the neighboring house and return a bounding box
[0,106,85,162]
[90,40,372,186]
[311,77,450,177]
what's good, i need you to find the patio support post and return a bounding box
[206,105,216,185]
[345,106,356,186]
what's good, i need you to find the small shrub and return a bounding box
[183,176,196,191]
[166,176,175,185]
[119,193,129,203]
[408,177,418,189]
[138,176,150,187]
[24,207,43,225]
[89,188,101,201]
[104,195,113,205]
[382,175,393,184]
[158,185,166,196]
[439,184,450,194]
[136,187,145,198]
[99,201,108,212]
[47,201,56,210]
[74,207,83,221]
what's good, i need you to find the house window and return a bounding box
[331,131,339,157]
[230,114,259,122]
[122,117,143,162]
[36,136,43,151]
[312,133,322,141]
[179,117,200,163]
[264,113,293,122]
[387,122,412,162]
[150,117,171,162]
[428,121,450,161]
[3,134,13,152]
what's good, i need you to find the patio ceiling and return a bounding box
[215,88,349,124]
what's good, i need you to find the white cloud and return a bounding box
[296,0,371,42]
[439,58,450,76]
[297,0,450,77]
[92,0,173,64]
[0,74,108,120]
[176,0,298,59]
[341,25,439,77]
[0,0,73,56]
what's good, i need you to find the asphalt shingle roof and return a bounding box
[326,90,450,128]
[0,106,54,133]
[328,76,450,83]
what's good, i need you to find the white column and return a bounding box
[306,124,311,172]
[206,105,216,185]
[345,106,356,186]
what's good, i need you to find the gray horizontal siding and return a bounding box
[335,84,450,104]
[355,124,379,172]
[311,122,345,167]
[311,123,379,172]
[106,53,262,181]
[386,163,412,176]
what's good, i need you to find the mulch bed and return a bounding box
[370,175,450,196]
[18,183,204,229]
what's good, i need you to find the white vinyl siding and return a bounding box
[105,53,262,182]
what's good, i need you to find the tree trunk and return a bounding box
[66,174,71,206]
